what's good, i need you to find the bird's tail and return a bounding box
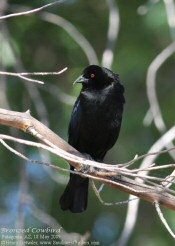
[59,172,89,213]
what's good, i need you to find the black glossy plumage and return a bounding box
[59,65,125,213]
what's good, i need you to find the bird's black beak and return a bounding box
[73,75,89,85]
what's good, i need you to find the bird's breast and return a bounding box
[72,87,124,159]
[81,90,121,129]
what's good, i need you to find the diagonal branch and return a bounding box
[0,108,175,211]
[0,0,66,20]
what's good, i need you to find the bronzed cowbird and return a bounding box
[59,65,125,213]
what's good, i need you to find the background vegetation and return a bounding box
[0,0,175,245]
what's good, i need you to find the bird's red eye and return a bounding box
[91,73,95,78]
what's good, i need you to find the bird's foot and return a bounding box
[80,153,97,174]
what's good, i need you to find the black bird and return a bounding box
[59,65,125,213]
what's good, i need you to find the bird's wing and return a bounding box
[68,98,82,148]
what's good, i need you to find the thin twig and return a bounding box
[2,132,175,177]
[0,0,66,20]
[1,109,175,212]
[161,171,175,188]
[120,126,175,168]
[0,67,67,84]
[136,163,175,172]
[0,137,78,176]
[0,67,67,76]
[1,132,175,209]
[154,201,175,239]
[91,180,138,206]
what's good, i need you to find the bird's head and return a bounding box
[74,65,119,89]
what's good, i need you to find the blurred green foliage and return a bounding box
[0,0,175,245]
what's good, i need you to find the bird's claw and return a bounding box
[80,153,97,174]
[80,164,96,174]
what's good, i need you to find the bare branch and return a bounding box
[0,135,80,177]
[0,108,175,211]
[0,0,66,20]
[0,67,67,76]
[144,31,175,192]
[0,67,67,84]
[102,0,120,68]
[163,0,175,38]
[15,146,28,246]
[8,5,98,65]
[91,180,138,206]
[119,127,175,169]
[119,125,175,245]
[40,11,99,65]
[117,197,139,246]
[146,41,175,131]
[154,201,175,239]
[161,171,175,188]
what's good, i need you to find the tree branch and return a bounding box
[0,0,66,20]
[0,108,175,211]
